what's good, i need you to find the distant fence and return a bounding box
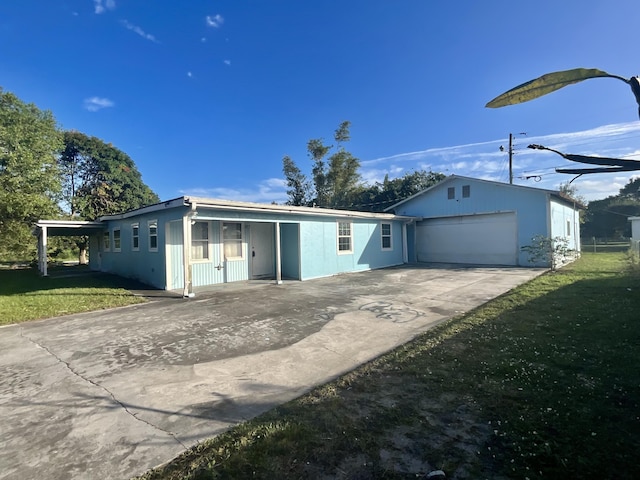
[581,238,631,253]
[631,240,640,256]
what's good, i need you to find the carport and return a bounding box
[33,220,104,276]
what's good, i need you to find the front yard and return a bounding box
[137,252,640,479]
[0,265,146,325]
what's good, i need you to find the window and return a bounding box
[567,220,571,236]
[337,221,352,253]
[192,221,210,260]
[148,221,158,251]
[103,231,110,251]
[381,223,392,250]
[113,228,121,252]
[462,185,471,198]
[131,223,139,251]
[222,222,243,259]
[448,187,455,199]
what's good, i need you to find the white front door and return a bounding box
[250,223,275,278]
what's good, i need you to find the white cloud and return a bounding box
[205,14,224,28]
[120,20,159,43]
[180,178,287,204]
[187,71,193,78]
[360,121,640,202]
[93,0,115,14]
[83,96,114,112]
[223,59,231,66]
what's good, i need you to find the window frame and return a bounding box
[131,223,139,251]
[191,221,211,262]
[381,222,392,251]
[222,222,244,260]
[113,228,121,252]
[103,231,110,251]
[148,220,158,252]
[337,221,353,254]
[447,187,455,200]
[462,185,471,198]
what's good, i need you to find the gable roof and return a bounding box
[99,196,416,222]
[384,174,583,211]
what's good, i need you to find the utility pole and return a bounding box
[508,133,513,184]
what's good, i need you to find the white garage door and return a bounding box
[416,213,517,265]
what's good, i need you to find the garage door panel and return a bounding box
[416,213,517,265]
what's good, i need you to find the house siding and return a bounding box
[98,208,184,289]
[391,177,579,267]
[299,218,404,280]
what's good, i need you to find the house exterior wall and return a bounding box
[94,204,406,289]
[390,178,568,266]
[299,217,405,280]
[280,223,301,279]
[549,198,581,253]
[99,208,184,289]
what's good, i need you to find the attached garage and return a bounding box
[416,212,518,265]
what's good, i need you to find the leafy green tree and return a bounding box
[59,131,160,262]
[0,88,62,261]
[283,121,362,208]
[60,131,159,219]
[282,155,312,206]
[352,170,446,212]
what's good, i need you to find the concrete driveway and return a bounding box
[0,264,544,480]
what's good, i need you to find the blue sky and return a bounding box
[2,0,640,203]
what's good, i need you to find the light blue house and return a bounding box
[34,176,581,292]
[36,197,414,295]
[386,175,581,267]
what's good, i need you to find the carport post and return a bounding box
[275,221,282,284]
[40,225,48,277]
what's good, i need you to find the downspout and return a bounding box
[182,201,197,297]
[402,220,410,264]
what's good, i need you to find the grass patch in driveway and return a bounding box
[137,252,640,479]
[0,265,146,325]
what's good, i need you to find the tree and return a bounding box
[351,170,446,212]
[0,88,62,261]
[282,155,312,206]
[60,131,159,219]
[59,131,160,262]
[283,121,361,208]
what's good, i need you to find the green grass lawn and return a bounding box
[0,265,147,325]
[137,252,640,480]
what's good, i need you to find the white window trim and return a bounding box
[191,221,212,263]
[148,220,158,252]
[103,231,110,252]
[222,222,245,261]
[381,222,392,251]
[337,221,353,255]
[113,228,121,252]
[131,223,140,251]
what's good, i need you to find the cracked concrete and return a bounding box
[0,263,545,480]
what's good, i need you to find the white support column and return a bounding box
[41,225,48,277]
[275,221,282,284]
[182,215,193,297]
